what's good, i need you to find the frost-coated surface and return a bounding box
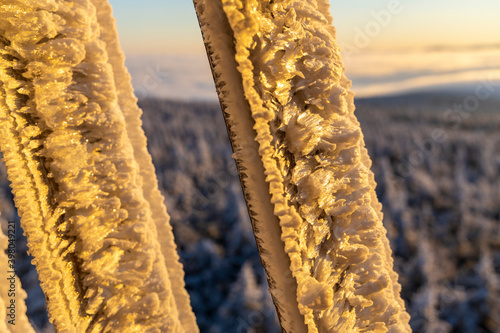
[0,1,196,332]
[194,0,412,332]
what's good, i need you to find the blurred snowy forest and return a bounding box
[1,91,499,332]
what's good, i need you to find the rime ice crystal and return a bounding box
[194,0,412,332]
[0,1,197,332]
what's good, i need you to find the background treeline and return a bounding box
[1,92,499,332]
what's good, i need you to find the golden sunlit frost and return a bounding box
[193,0,412,332]
[0,0,197,332]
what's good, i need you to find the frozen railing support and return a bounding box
[193,0,412,332]
[0,1,198,332]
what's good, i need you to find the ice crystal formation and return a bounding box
[194,0,411,332]
[0,0,411,331]
[0,0,197,331]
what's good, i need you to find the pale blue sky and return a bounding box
[108,0,500,100]
[109,0,500,54]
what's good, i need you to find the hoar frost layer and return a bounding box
[194,0,412,332]
[0,1,197,332]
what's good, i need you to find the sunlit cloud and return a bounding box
[343,48,500,97]
[125,54,217,101]
[125,47,500,101]
[352,69,500,98]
